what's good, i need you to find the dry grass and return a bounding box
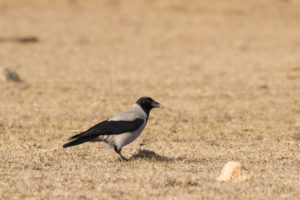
[0,0,300,199]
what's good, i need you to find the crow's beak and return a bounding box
[152,101,162,108]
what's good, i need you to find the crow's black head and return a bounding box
[136,97,161,115]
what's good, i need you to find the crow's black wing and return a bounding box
[70,118,145,139]
[63,118,144,148]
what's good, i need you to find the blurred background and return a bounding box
[1,0,299,124]
[0,0,299,199]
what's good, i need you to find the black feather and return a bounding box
[63,118,144,148]
[63,135,97,148]
[68,131,88,140]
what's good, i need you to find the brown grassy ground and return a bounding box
[0,0,299,199]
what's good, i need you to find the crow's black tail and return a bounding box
[63,135,97,148]
[68,131,87,141]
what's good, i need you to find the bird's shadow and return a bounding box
[129,149,173,162]
[128,149,206,163]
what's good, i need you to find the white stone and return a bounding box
[217,161,251,182]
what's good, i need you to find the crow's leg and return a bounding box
[114,146,128,161]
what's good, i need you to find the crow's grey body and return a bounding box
[63,97,161,160]
[94,104,147,149]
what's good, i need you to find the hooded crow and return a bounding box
[63,96,161,160]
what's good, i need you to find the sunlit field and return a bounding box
[0,0,299,199]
